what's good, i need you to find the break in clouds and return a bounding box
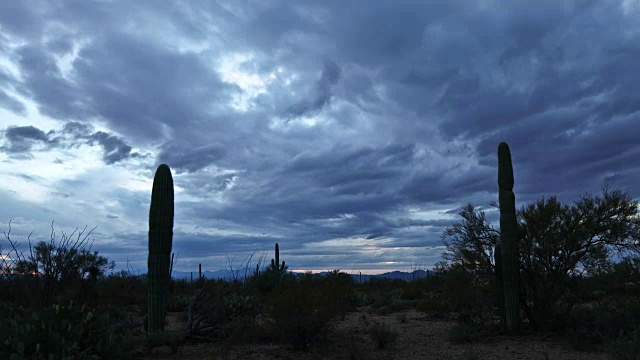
[0,0,639,274]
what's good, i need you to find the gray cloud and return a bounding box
[86,131,136,164]
[2,125,52,153]
[283,59,341,119]
[157,141,227,173]
[0,90,26,115]
[0,123,139,164]
[1,0,639,273]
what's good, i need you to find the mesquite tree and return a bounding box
[441,186,640,332]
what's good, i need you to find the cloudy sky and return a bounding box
[1,0,639,275]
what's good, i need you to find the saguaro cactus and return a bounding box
[148,164,174,332]
[497,142,520,334]
[271,243,286,276]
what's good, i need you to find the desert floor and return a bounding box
[134,306,607,360]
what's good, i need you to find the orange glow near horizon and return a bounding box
[289,269,396,275]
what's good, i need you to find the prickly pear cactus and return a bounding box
[498,142,520,334]
[148,164,174,332]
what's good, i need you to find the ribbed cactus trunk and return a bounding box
[274,243,279,273]
[498,142,520,334]
[148,164,174,333]
[494,243,506,328]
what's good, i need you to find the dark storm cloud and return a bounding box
[2,1,241,142]
[86,131,137,165]
[6,125,48,142]
[15,45,84,121]
[0,90,26,115]
[283,59,341,119]
[286,143,412,191]
[1,0,639,273]
[71,35,241,140]
[60,123,141,164]
[0,123,139,164]
[61,122,92,137]
[2,125,52,153]
[157,141,227,173]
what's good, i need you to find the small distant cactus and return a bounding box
[271,243,286,277]
[148,164,174,333]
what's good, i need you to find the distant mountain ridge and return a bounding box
[167,269,434,282]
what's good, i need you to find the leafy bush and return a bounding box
[0,296,134,359]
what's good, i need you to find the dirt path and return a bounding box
[137,308,608,360]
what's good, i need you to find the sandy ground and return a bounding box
[136,307,608,360]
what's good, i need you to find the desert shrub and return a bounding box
[441,269,479,312]
[400,283,426,300]
[95,271,146,308]
[389,299,414,312]
[268,281,354,350]
[325,269,357,287]
[145,330,186,354]
[0,295,134,359]
[184,282,263,341]
[342,331,366,360]
[416,291,450,317]
[2,222,115,308]
[360,277,405,294]
[352,291,373,307]
[168,293,194,312]
[396,313,408,323]
[371,291,394,309]
[368,321,398,350]
[448,316,487,344]
[605,327,640,360]
[171,277,198,295]
[424,272,445,291]
[249,268,296,294]
[569,297,640,351]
